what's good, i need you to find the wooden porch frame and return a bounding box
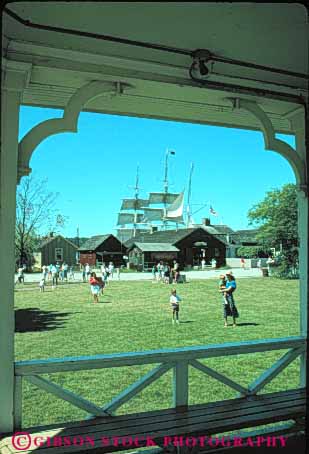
[0,47,307,435]
[13,336,305,430]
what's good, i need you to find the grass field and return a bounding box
[14,277,300,428]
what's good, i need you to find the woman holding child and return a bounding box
[219,271,239,327]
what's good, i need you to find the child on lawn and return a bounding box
[39,278,45,292]
[219,274,228,305]
[89,272,103,304]
[170,289,181,324]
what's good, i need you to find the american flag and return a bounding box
[209,205,218,216]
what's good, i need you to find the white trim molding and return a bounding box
[227,98,307,193]
[17,80,134,181]
[1,58,32,92]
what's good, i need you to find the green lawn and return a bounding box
[14,278,300,428]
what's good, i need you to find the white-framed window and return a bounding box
[55,248,63,261]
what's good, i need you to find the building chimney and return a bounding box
[202,218,211,226]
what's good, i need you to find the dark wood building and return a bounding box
[128,242,179,270]
[192,220,259,258]
[37,234,78,266]
[78,234,127,267]
[126,228,227,269]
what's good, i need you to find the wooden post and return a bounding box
[0,60,31,433]
[13,377,23,430]
[291,109,308,388]
[0,83,20,434]
[173,361,189,410]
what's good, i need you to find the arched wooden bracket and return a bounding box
[17,81,134,182]
[226,98,307,194]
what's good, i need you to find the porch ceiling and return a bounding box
[3,2,308,133]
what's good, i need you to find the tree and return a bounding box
[15,175,66,266]
[247,183,298,268]
[236,246,271,259]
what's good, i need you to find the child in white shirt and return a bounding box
[39,278,45,292]
[170,289,181,324]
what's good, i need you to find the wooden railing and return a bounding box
[14,336,306,430]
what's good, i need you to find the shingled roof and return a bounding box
[125,227,227,248]
[38,235,78,250]
[233,229,259,244]
[78,235,112,251]
[210,225,235,235]
[125,228,195,248]
[132,242,179,252]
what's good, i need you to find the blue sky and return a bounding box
[19,106,296,238]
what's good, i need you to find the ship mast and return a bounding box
[133,165,140,237]
[163,149,175,228]
[186,162,194,227]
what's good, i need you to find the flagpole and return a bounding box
[164,149,169,229]
[186,162,194,227]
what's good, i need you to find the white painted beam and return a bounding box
[0,60,30,432]
[290,109,308,389]
[13,377,23,430]
[173,361,189,408]
[102,363,172,415]
[25,375,109,417]
[15,337,306,376]
[247,347,304,395]
[190,359,248,396]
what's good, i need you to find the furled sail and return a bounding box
[121,198,149,210]
[117,212,145,225]
[148,192,180,205]
[165,192,184,223]
[116,228,135,242]
[117,227,150,242]
[142,207,165,222]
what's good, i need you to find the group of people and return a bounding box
[36,261,119,296]
[199,258,217,269]
[39,262,75,291]
[152,260,180,284]
[81,262,120,285]
[168,269,239,327]
[35,259,239,327]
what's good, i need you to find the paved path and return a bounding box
[16,268,263,284]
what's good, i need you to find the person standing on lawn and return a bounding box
[39,277,45,292]
[85,263,91,279]
[172,260,180,283]
[151,264,157,281]
[164,263,171,284]
[219,274,228,305]
[81,264,86,282]
[108,262,114,279]
[51,263,58,289]
[219,271,239,327]
[16,265,24,284]
[170,288,181,324]
[42,264,48,280]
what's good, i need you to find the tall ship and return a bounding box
[116,150,197,243]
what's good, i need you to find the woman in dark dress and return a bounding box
[220,271,239,327]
